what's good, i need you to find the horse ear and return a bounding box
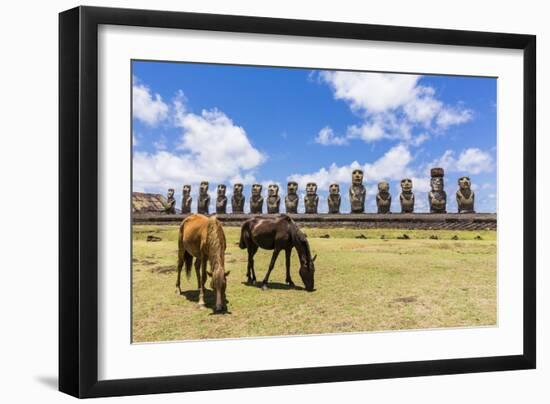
[225,270,231,277]
[312,254,317,262]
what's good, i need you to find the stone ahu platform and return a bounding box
[133,213,497,230]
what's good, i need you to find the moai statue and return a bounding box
[428,168,447,213]
[216,184,227,214]
[376,181,392,214]
[164,188,176,214]
[399,178,415,213]
[327,183,341,214]
[197,181,210,214]
[231,183,245,213]
[349,169,366,213]
[285,181,299,214]
[267,184,281,214]
[250,184,264,214]
[456,176,475,213]
[304,182,319,214]
[181,185,192,214]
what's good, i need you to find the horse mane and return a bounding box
[288,219,312,264]
[206,216,226,270]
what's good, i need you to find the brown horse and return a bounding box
[239,214,316,291]
[176,214,230,313]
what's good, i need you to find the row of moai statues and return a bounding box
[163,168,475,214]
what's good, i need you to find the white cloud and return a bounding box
[133,82,265,193]
[320,71,420,113]
[431,148,494,175]
[315,126,348,146]
[436,106,473,130]
[132,83,169,126]
[316,71,473,145]
[288,144,413,191]
[410,133,430,146]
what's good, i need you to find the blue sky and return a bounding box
[132,60,497,213]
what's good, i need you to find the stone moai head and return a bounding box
[217,184,226,197]
[182,184,191,195]
[430,168,445,191]
[268,184,279,197]
[352,169,364,185]
[401,178,413,193]
[252,184,262,196]
[458,176,471,190]
[329,183,340,195]
[167,188,175,199]
[199,181,209,195]
[233,183,243,195]
[378,181,390,194]
[306,182,317,195]
[287,181,298,195]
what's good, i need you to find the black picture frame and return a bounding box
[59,5,536,398]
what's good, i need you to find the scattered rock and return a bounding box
[429,235,439,240]
[146,235,162,242]
[451,235,459,240]
[380,234,385,240]
[397,234,410,240]
[355,234,368,239]
[393,296,417,303]
[150,265,175,274]
[474,235,483,240]
[319,234,331,239]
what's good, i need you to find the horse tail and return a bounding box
[178,220,193,279]
[239,220,250,250]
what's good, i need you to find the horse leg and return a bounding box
[247,245,258,284]
[198,255,207,307]
[285,248,295,287]
[194,258,201,290]
[261,248,281,290]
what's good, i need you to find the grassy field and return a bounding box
[132,225,496,343]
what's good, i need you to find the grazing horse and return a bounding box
[176,214,230,313]
[239,214,316,291]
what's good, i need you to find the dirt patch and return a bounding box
[393,296,417,303]
[151,265,176,274]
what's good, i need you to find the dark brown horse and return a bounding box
[239,214,316,291]
[176,214,230,313]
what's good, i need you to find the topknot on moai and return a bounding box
[250,183,264,214]
[197,181,210,214]
[216,184,227,214]
[285,181,299,214]
[376,181,391,214]
[304,182,319,214]
[231,183,245,214]
[267,184,281,214]
[181,184,192,214]
[164,188,176,214]
[399,178,414,213]
[349,169,366,213]
[328,183,341,214]
[456,176,475,213]
[429,168,447,213]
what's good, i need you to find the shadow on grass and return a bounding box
[241,281,306,291]
[179,288,231,315]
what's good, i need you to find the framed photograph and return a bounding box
[59,6,536,398]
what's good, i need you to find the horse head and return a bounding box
[208,266,230,313]
[295,229,316,291]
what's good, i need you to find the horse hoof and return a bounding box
[261,283,268,290]
[198,302,206,309]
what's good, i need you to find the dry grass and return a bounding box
[132,225,496,342]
